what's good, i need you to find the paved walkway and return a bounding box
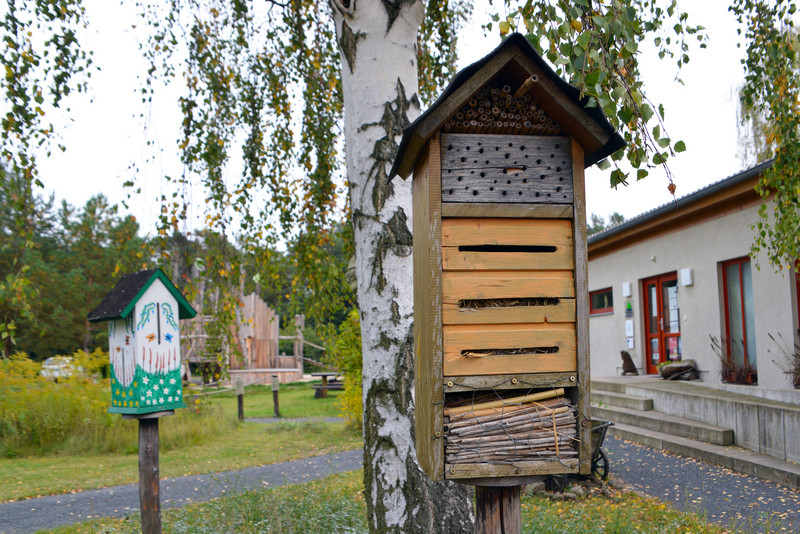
[605,435,800,532]
[0,449,362,534]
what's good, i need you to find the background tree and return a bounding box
[731,1,800,269]
[587,211,625,235]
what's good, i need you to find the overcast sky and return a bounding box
[37,0,747,233]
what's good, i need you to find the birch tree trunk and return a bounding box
[330,1,473,531]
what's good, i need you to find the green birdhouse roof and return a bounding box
[87,268,197,323]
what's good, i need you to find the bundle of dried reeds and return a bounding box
[441,78,562,136]
[444,388,578,464]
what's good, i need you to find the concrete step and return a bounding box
[609,422,800,491]
[593,404,733,446]
[592,379,628,394]
[592,390,653,411]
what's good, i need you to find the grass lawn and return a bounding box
[201,382,342,419]
[1,382,360,502]
[52,471,732,534]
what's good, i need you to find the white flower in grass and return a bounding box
[170,378,176,385]
[162,388,170,396]
[143,377,149,385]
[158,397,164,404]
[146,399,152,405]
[146,391,153,397]
[159,379,164,385]
[153,384,160,392]
[168,396,173,403]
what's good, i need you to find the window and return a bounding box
[722,257,757,366]
[589,288,613,315]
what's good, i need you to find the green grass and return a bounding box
[1,382,360,502]
[50,472,733,534]
[202,382,342,419]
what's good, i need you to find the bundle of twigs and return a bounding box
[444,388,578,464]
[441,78,562,136]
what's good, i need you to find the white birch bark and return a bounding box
[330,0,473,531]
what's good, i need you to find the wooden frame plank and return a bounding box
[413,134,445,481]
[443,373,578,391]
[571,139,592,475]
[442,203,572,219]
[445,458,579,480]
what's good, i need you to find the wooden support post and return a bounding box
[138,418,161,534]
[235,378,244,422]
[271,374,280,417]
[475,486,522,534]
[293,314,305,375]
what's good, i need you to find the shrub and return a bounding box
[0,351,233,457]
[328,309,362,431]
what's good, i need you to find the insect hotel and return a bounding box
[88,268,197,415]
[390,34,624,483]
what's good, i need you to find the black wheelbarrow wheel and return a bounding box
[591,448,609,481]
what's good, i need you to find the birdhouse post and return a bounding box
[391,33,624,530]
[88,268,196,534]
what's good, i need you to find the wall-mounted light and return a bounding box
[680,268,694,287]
[621,282,632,298]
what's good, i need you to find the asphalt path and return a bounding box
[605,435,800,532]
[0,449,362,534]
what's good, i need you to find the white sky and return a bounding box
[37,0,747,233]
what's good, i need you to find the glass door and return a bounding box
[643,272,681,374]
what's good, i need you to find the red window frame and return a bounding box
[589,287,613,316]
[721,256,754,364]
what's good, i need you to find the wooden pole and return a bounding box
[138,418,161,534]
[475,486,521,534]
[235,378,244,422]
[271,374,280,417]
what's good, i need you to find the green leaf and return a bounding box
[657,137,671,148]
[641,103,654,123]
[597,158,611,170]
[674,140,687,153]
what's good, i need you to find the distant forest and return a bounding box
[1,177,355,360]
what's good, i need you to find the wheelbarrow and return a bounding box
[590,419,614,480]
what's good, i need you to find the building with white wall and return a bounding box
[587,161,799,389]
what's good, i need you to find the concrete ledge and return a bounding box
[610,423,800,491]
[593,405,733,445]
[591,391,653,411]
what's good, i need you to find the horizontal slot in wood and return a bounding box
[443,373,578,391]
[444,298,576,325]
[442,218,574,271]
[443,323,576,376]
[461,346,559,357]
[460,297,560,309]
[443,271,575,300]
[458,244,557,253]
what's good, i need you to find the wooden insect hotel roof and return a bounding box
[87,268,196,323]
[391,33,625,179]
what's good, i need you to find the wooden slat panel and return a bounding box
[443,298,575,325]
[442,271,574,300]
[443,373,577,391]
[442,203,572,219]
[442,218,573,271]
[443,323,576,376]
[412,134,445,481]
[445,458,579,480]
[441,134,573,204]
[571,138,592,475]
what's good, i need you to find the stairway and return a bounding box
[592,378,800,490]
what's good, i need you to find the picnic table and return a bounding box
[311,372,342,398]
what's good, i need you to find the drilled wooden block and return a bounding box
[441,134,573,203]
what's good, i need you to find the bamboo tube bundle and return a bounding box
[444,388,579,465]
[443,80,563,135]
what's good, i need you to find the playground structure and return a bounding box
[183,292,330,385]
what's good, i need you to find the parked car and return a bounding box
[40,356,78,379]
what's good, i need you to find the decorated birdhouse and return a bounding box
[88,268,197,415]
[390,34,624,482]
